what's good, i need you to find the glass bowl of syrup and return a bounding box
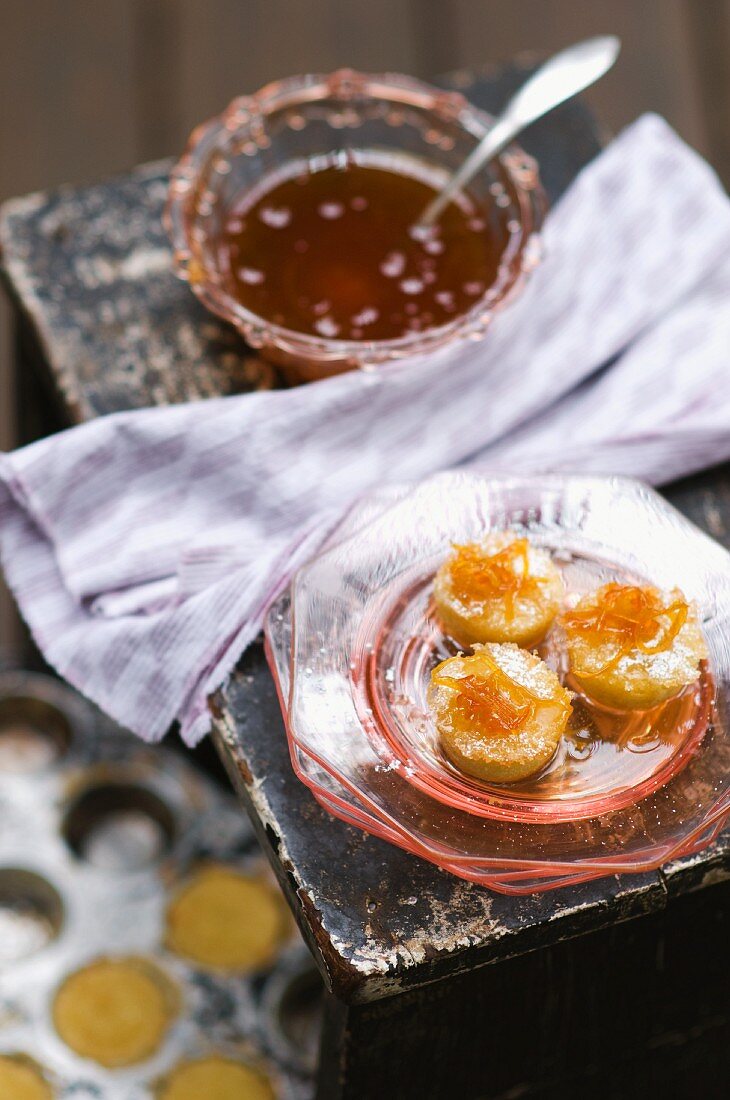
[165,70,545,384]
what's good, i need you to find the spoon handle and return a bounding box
[416,35,620,230]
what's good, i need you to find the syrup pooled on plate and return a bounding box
[218,152,509,342]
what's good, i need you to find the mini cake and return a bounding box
[428,643,572,782]
[164,865,288,973]
[562,583,707,710]
[158,1055,275,1100]
[53,957,177,1068]
[433,533,564,648]
[0,1056,52,1100]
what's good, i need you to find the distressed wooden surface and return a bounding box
[319,876,730,1099]
[1,70,729,1026]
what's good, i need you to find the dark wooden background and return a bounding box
[1,0,730,649]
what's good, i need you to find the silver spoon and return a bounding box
[414,35,621,233]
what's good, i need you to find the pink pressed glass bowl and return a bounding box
[264,474,730,894]
[165,70,545,384]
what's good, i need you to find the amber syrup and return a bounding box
[218,152,508,342]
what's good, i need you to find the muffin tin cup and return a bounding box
[0,672,320,1097]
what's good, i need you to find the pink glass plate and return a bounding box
[351,560,713,823]
[266,474,730,892]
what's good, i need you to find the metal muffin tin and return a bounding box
[0,671,322,1098]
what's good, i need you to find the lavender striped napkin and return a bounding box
[2,114,730,745]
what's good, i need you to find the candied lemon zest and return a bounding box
[432,652,543,735]
[564,584,689,676]
[448,539,545,618]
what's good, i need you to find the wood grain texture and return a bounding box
[0,1,141,656]
[132,0,183,162]
[685,0,730,186]
[176,0,419,140]
[0,0,139,201]
[447,0,709,152]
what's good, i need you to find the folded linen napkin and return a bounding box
[2,114,730,745]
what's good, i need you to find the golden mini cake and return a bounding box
[53,957,177,1068]
[562,582,707,710]
[428,643,572,782]
[433,533,564,648]
[0,1055,53,1100]
[158,1055,275,1100]
[164,865,288,973]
